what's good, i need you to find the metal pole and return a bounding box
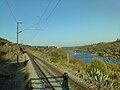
[62,72,69,90]
[67,53,69,65]
[16,22,22,64]
[17,22,19,64]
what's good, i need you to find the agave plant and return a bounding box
[90,68,108,83]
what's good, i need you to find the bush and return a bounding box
[90,58,107,74]
[87,58,108,89]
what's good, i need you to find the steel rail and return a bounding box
[28,53,55,90]
[32,54,87,89]
[28,53,88,90]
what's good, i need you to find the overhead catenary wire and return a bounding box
[24,0,53,31]
[24,0,53,44]
[42,0,62,27]
[31,0,53,28]
[23,28,39,31]
[24,0,61,31]
[5,0,17,22]
[29,0,62,44]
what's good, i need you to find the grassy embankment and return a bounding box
[0,38,29,90]
[2,38,118,89]
[28,41,120,90]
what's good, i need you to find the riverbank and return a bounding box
[70,40,120,59]
[24,45,120,90]
[73,52,120,63]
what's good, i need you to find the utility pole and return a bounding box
[17,22,22,64]
[67,53,69,65]
[21,40,23,45]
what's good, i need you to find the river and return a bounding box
[73,52,120,63]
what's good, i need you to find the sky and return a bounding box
[0,0,120,47]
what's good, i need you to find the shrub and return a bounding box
[87,58,108,89]
[90,58,107,74]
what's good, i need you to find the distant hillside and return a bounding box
[1,37,120,58]
[0,37,16,62]
[0,37,12,46]
[67,40,120,58]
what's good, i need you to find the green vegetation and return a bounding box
[0,37,29,89]
[29,41,120,90]
[86,59,108,89]
[49,48,66,65]
[70,40,120,58]
[1,37,119,89]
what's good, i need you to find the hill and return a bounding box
[0,37,28,89]
[0,37,12,46]
[68,40,120,58]
[0,37,120,89]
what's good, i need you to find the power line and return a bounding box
[35,0,53,26]
[24,0,61,31]
[29,0,62,44]
[22,28,43,31]
[24,0,53,30]
[25,0,53,44]
[42,0,61,27]
[5,0,17,22]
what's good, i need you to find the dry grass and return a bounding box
[0,42,29,90]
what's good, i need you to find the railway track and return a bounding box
[27,53,87,90]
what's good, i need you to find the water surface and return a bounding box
[73,52,120,63]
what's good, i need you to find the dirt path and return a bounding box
[0,61,28,90]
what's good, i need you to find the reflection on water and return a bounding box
[73,52,120,63]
